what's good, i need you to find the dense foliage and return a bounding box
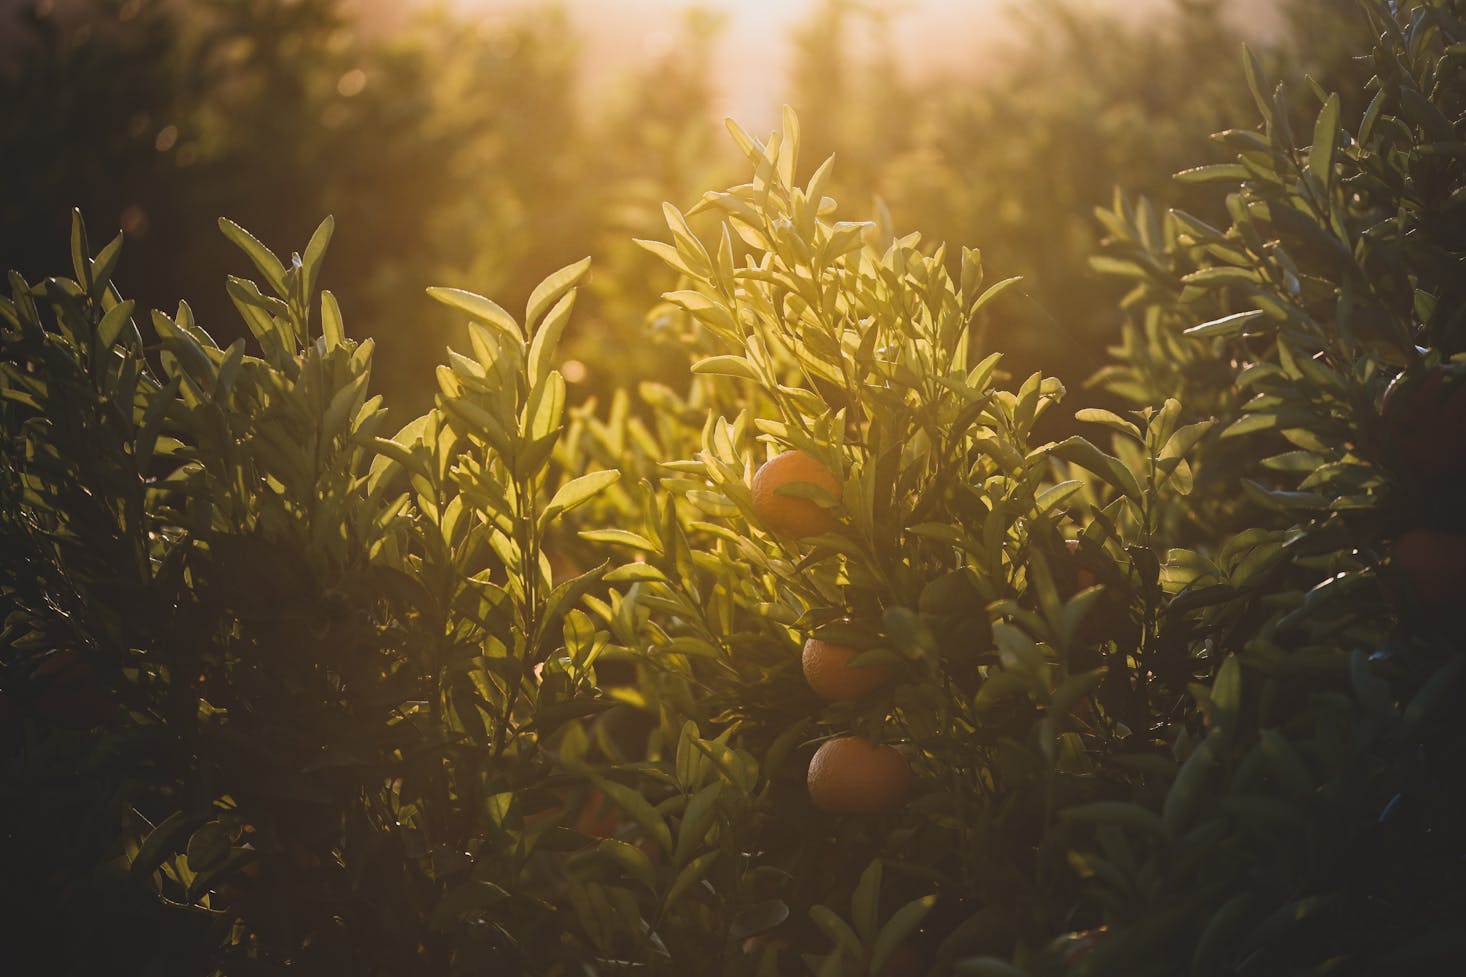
[3,1,1465,976]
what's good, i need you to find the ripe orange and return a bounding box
[524,786,623,841]
[802,638,894,702]
[750,449,841,539]
[1390,528,1466,611]
[806,736,912,815]
[574,787,623,839]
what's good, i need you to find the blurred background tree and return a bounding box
[0,0,1372,413]
[787,0,1373,402]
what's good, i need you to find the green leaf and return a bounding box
[96,300,135,350]
[429,881,510,932]
[441,395,511,455]
[729,900,790,942]
[538,561,611,651]
[226,276,289,355]
[1163,733,1216,835]
[321,290,346,349]
[1053,436,1144,501]
[586,774,671,850]
[1240,479,1328,512]
[851,860,882,944]
[595,838,657,892]
[578,529,659,552]
[967,275,1023,317]
[954,957,1031,977]
[185,822,231,874]
[427,286,523,342]
[1191,892,1254,977]
[1402,655,1465,738]
[1258,731,1313,798]
[871,895,936,975]
[1183,310,1266,338]
[527,289,576,388]
[1309,93,1341,188]
[216,339,246,399]
[130,811,202,881]
[673,782,723,867]
[90,232,124,299]
[219,218,287,296]
[1241,45,1274,125]
[1208,655,1242,734]
[542,470,620,526]
[369,436,426,479]
[1159,419,1216,461]
[136,374,183,470]
[1400,86,1457,142]
[301,215,335,298]
[526,255,591,332]
[69,209,91,291]
[691,355,762,381]
[605,563,667,583]
[1359,86,1387,145]
[522,368,566,447]
[1051,668,1107,718]
[1060,801,1165,835]
[1075,408,1141,440]
[634,238,699,277]
[664,850,719,910]
[1175,163,1249,185]
[809,905,864,962]
[1181,267,1259,287]
[1036,479,1084,513]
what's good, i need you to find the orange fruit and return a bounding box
[525,786,623,841]
[802,638,894,701]
[574,787,623,839]
[1390,528,1466,612]
[806,736,912,815]
[750,450,841,539]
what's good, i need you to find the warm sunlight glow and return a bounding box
[404,0,1270,128]
[419,0,1024,127]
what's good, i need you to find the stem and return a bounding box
[495,467,539,760]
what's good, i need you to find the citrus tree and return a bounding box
[590,2,1466,971]
[0,207,750,974]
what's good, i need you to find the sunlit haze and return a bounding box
[357,0,1268,131]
